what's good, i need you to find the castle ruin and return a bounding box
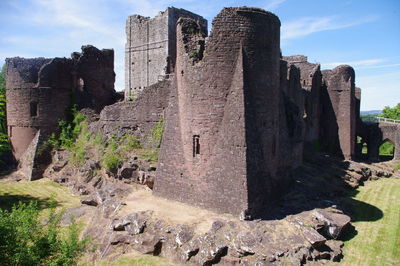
[125,7,207,98]
[5,6,400,217]
[6,45,116,179]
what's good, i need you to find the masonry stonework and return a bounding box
[6,46,116,164]
[320,65,356,159]
[125,7,207,98]
[154,7,286,217]
[283,55,322,144]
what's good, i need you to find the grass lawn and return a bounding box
[0,178,81,211]
[341,178,400,266]
[80,253,173,266]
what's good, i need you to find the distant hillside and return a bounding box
[360,110,381,123]
[361,110,381,115]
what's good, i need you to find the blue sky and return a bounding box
[0,0,399,110]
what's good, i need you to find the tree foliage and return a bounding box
[0,200,88,266]
[380,103,400,120]
[0,63,10,157]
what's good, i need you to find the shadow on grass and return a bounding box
[0,194,61,211]
[262,153,384,241]
[343,190,384,222]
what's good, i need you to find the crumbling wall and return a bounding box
[279,60,304,169]
[72,45,116,112]
[154,7,283,217]
[125,7,207,98]
[6,45,116,165]
[6,58,72,161]
[320,65,356,159]
[92,80,171,147]
[283,55,322,144]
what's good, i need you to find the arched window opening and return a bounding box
[356,136,368,160]
[379,139,394,161]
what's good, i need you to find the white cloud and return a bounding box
[322,59,385,69]
[265,0,287,10]
[281,15,378,40]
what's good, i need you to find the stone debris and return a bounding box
[313,210,351,239]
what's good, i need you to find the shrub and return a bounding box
[140,149,159,163]
[122,134,141,150]
[152,119,164,148]
[102,152,122,172]
[0,200,88,266]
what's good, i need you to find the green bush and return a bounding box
[122,134,141,150]
[0,200,88,266]
[140,149,159,163]
[102,152,122,172]
[380,103,400,120]
[152,119,164,148]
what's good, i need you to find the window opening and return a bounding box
[193,135,200,157]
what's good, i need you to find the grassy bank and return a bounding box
[0,178,81,211]
[342,178,400,265]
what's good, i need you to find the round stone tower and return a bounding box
[155,7,282,217]
[6,57,72,160]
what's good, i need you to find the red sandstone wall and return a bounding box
[321,65,356,159]
[154,7,282,217]
[6,58,72,161]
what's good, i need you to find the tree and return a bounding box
[380,103,400,120]
[0,64,9,157]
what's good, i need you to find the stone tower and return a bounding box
[6,57,73,161]
[154,7,285,218]
[124,7,207,99]
[6,46,116,180]
[320,65,357,159]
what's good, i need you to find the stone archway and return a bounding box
[379,138,395,161]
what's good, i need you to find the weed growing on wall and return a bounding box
[152,118,164,148]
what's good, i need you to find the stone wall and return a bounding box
[154,7,286,218]
[279,60,304,169]
[283,55,322,143]
[125,7,207,98]
[320,65,356,159]
[6,45,116,162]
[72,45,116,112]
[6,58,73,160]
[91,80,171,147]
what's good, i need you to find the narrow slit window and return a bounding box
[193,135,200,157]
[30,102,38,117]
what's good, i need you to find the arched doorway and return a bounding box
[379,139,395,161]
[356,136,368,160]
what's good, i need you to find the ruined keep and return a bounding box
[125,7,207,98]
[153,7,291,217]
[6,46,116,178]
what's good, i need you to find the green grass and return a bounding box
[83,254,173,266]
[0,179,81,211]
[341,178,400,266]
